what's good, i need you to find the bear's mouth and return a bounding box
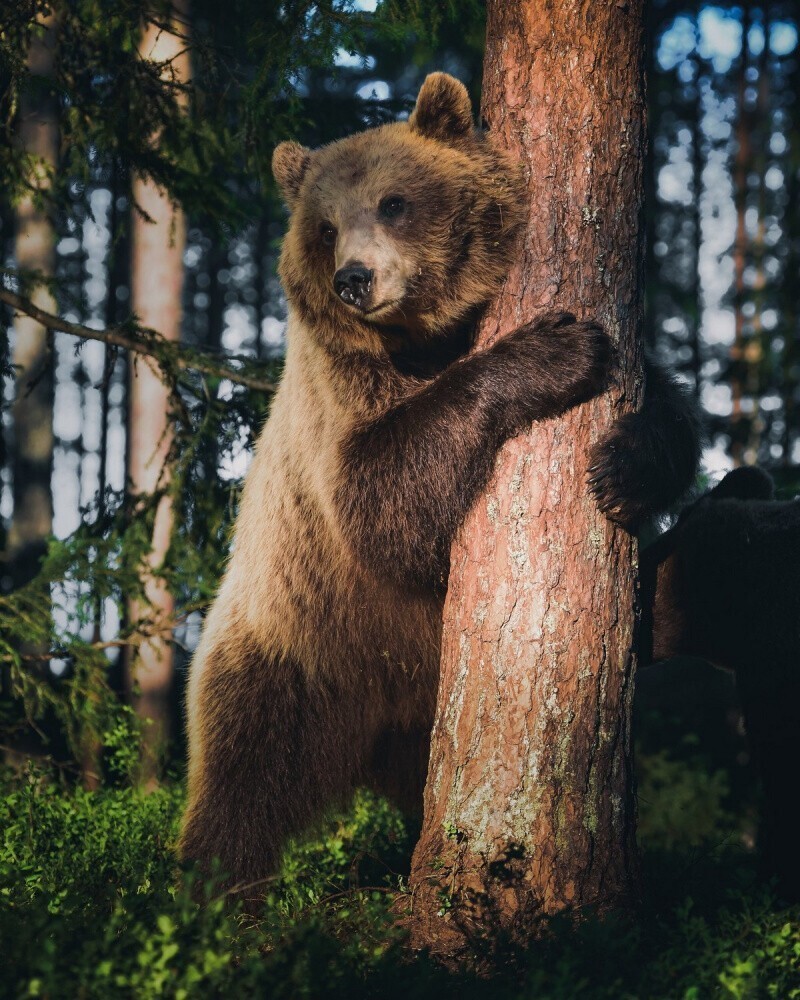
[363,298,402,317]
[339,287,369,309]
[338,294,403,318]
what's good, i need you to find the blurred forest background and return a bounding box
[1,2,800,995]
[3,0,799,777]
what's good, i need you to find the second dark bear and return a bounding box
[181,73,701,891]
[642,466,800,899]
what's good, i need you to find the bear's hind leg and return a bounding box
[180,647,367,896]
[367,725,431,819]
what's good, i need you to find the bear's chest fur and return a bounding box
[195,323,442,712]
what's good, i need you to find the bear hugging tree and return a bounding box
[179,72,700,895]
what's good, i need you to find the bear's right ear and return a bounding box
[409,72,474,146]
[272,141,312,208]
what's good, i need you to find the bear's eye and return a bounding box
[320,223,337,247]
[379,195,406,220]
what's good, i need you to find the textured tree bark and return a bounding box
[407,0,645,961]
[10,13,59,584]
[127,3,190,783]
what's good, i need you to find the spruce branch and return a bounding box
[0,286,277,394]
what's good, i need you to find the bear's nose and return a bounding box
[334,264,373,308]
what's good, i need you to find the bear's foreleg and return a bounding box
[589,360,703,530]
[336,311,609,587]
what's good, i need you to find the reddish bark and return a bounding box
[406,0,645,960]
[127,4,190,782]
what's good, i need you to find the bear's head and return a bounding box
[272,73,525,350]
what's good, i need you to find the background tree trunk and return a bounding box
[3,12,59,773]
[731,4,751,466]
[127,3,190,783]
[407,0,645,961]
[10,12,58,585]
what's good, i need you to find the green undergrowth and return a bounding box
[2,753,799,999]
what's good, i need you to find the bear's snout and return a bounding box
[334,263,373,309]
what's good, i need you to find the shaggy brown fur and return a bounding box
[180,73,700,892]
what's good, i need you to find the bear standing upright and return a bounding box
[180,73,701,889]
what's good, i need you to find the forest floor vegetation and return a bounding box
[3,726,799,999]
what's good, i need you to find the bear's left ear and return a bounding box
[272,141,313,208]
[709,466,775,501]
[409,72,474,145]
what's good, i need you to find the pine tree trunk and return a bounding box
[731,6,751,466]
[690,25,704,400]
[748,5,770,462]
[10,13,59,584]
[127,3,190,782]
[406,0,645,961]
[4,11,59,773]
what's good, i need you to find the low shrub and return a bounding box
[2,760,798,999]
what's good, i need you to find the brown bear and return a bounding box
[180,73,701,891]
[641,466,800,899]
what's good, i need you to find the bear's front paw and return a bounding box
[547,316,612,404]
[503,313,611,397]
[587,414,657,531]
[494,314,612,431]
[520,313,612,409]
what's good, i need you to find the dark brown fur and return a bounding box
[641,466,800,899]
[181,73,701,894]
[337,312,608,590]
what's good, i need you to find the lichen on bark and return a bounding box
[406,0,646,963]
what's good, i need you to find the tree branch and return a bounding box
[0,287,277,394]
